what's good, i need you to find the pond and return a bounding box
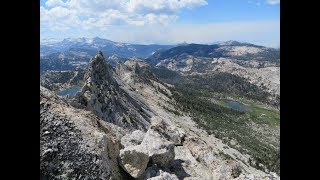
[224,99,251,112]
[57,86,81,97]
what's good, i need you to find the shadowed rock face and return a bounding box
[83,51,113,88]
[71,51,152,131]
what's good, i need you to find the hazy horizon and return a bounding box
[40,36,279,49]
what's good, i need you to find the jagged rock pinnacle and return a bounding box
[71,51,151,130]
[85,51,112,85]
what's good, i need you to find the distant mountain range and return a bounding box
[40,37,174,72]
[147,41,280,65]
[40,37,174,58]
[40,37,279,73]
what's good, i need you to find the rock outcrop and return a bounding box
[71,51,152,131]
[148,117,185,146]
[119,145,149,178]
[141,126,176,167]
[117,118,180,178]
[121,130,145,147]
[141,165,179,180]
[40,86,129,179]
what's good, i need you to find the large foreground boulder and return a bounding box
[141,124,175,167]
[118,145,149,178]
[118,117,179,178]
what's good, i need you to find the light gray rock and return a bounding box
[40,86,126,179]
[71,51,152,131]
[140,165,179,180]
[211,160,242,179]
[149,143,175,168]
[149,118,185,146]
[147,170,179,180]
[43,131,51,135]
[119,145,149,178]
[118,118,178,178]
[141,126,175,167]
[247,174,255,180]
[121,130,145,148]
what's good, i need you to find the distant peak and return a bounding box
[219,40,242,46]
[93,37,102,40]
[177,41,189,46]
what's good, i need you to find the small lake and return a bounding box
[57,86,81,97]
[224,99,251,112]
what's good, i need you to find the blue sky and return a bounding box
[40,0,280,47]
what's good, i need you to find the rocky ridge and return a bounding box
[40,51,279,179]
[71,51,152,131]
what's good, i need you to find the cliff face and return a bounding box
[71,51,152,131]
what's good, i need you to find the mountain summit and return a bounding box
[71,51,152,130]
[83,50,113,86]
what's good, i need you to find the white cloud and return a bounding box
[126,0,207,14]
[41,6,81,32]
[266,0,280,5]
[67,0,127,14]
[248,0,280,6]
[45,0,66,7]
[41,0,207,34]
[81,9,129,30]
